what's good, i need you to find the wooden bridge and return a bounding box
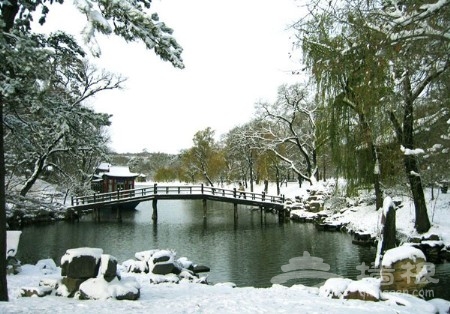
[70,184,286,221]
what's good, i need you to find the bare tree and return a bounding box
[254,83,318,185]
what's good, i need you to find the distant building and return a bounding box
[91,163,139,193]
[136,173,147,182]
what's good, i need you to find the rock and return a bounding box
[149,273,180,284]
[191,265,210,273]
[309,201,323,213]
[380,246,427,293]
[179,269,198,281]
[122,259,148,273]
[61,248,103,279]
[20,286,53,297]
[79,277,141,300]
[343,278,380,302]
[116,289,140,301]
[98,254,118,282]
[423,234,440,241]
[440,248,450,261]
[39,278,59,290]
[152,262,180,275]
[153,255,171,264]
[36,259,58,275]
[319,278,352,299]
[135,249,160,262]
[58,277,87,297]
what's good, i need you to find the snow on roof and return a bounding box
[103,166,139,178]
[97,162,111,171]
[381,246,426,268]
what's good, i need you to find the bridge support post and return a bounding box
[234,203,238,222]
[202,199,207,219]
[116,206,122,222]
[152,199,158,221]
[93,208,100,222]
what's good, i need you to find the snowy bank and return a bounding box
[2,249,450,314]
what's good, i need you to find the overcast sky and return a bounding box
[40,0,304,154]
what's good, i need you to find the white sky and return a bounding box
[38,0,305,154]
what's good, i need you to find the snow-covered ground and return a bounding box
[2,180,450,313]
[1,263,448,314]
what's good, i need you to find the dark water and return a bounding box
[16,199,450,299]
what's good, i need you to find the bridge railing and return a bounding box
[71,184,285,206]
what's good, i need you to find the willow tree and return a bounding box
[372,0,449,233]
[298,4,389,209]
[1,0,184,301]
[182,127,226,186]
[295,0,449,233]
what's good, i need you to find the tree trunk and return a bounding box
[389,74,431,233]
[0,95,8,301]
[1,0,20,301]
[203,172,214,187]
[20,156,45,197]
[402,76,430,233]
[248,152,254,193]
[404,154,430,233]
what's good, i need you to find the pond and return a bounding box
[16,199,450,299]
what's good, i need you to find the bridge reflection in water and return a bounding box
[70,184,286,222]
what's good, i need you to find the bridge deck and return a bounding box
[70,184,286,211]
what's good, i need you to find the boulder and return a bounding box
[309,201,323,213]
[98,254,118,282]
[79,277,140,301]
[61,248,103,279]
[319,278,352,299]
[152,262,180,275]
[380,246,427,293]
[20,286,53,298]
[39,278,60,290]
[58,277,87,297]
[122,259,148,273]
[343,278,380,302]
[191,265,211,273]
[36,259,58,275]
[153,255,171,264]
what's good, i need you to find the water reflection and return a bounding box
[16,199,449,300]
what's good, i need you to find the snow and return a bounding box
[104,166,139,178]
[2,260,449,314]
[6,231,22,257]
[401,145,425,156]
[98,254,116,278]
[343,277,381,300]
[60,247,103,265]
[382,196,395,215]
[2,180,450,313]
[319,278,353,298]
[381,246,426,268]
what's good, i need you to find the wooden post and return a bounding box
[152,199,158,221]
[116,206,122,222]
[93,208,100,222]
[202,199,207,219]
